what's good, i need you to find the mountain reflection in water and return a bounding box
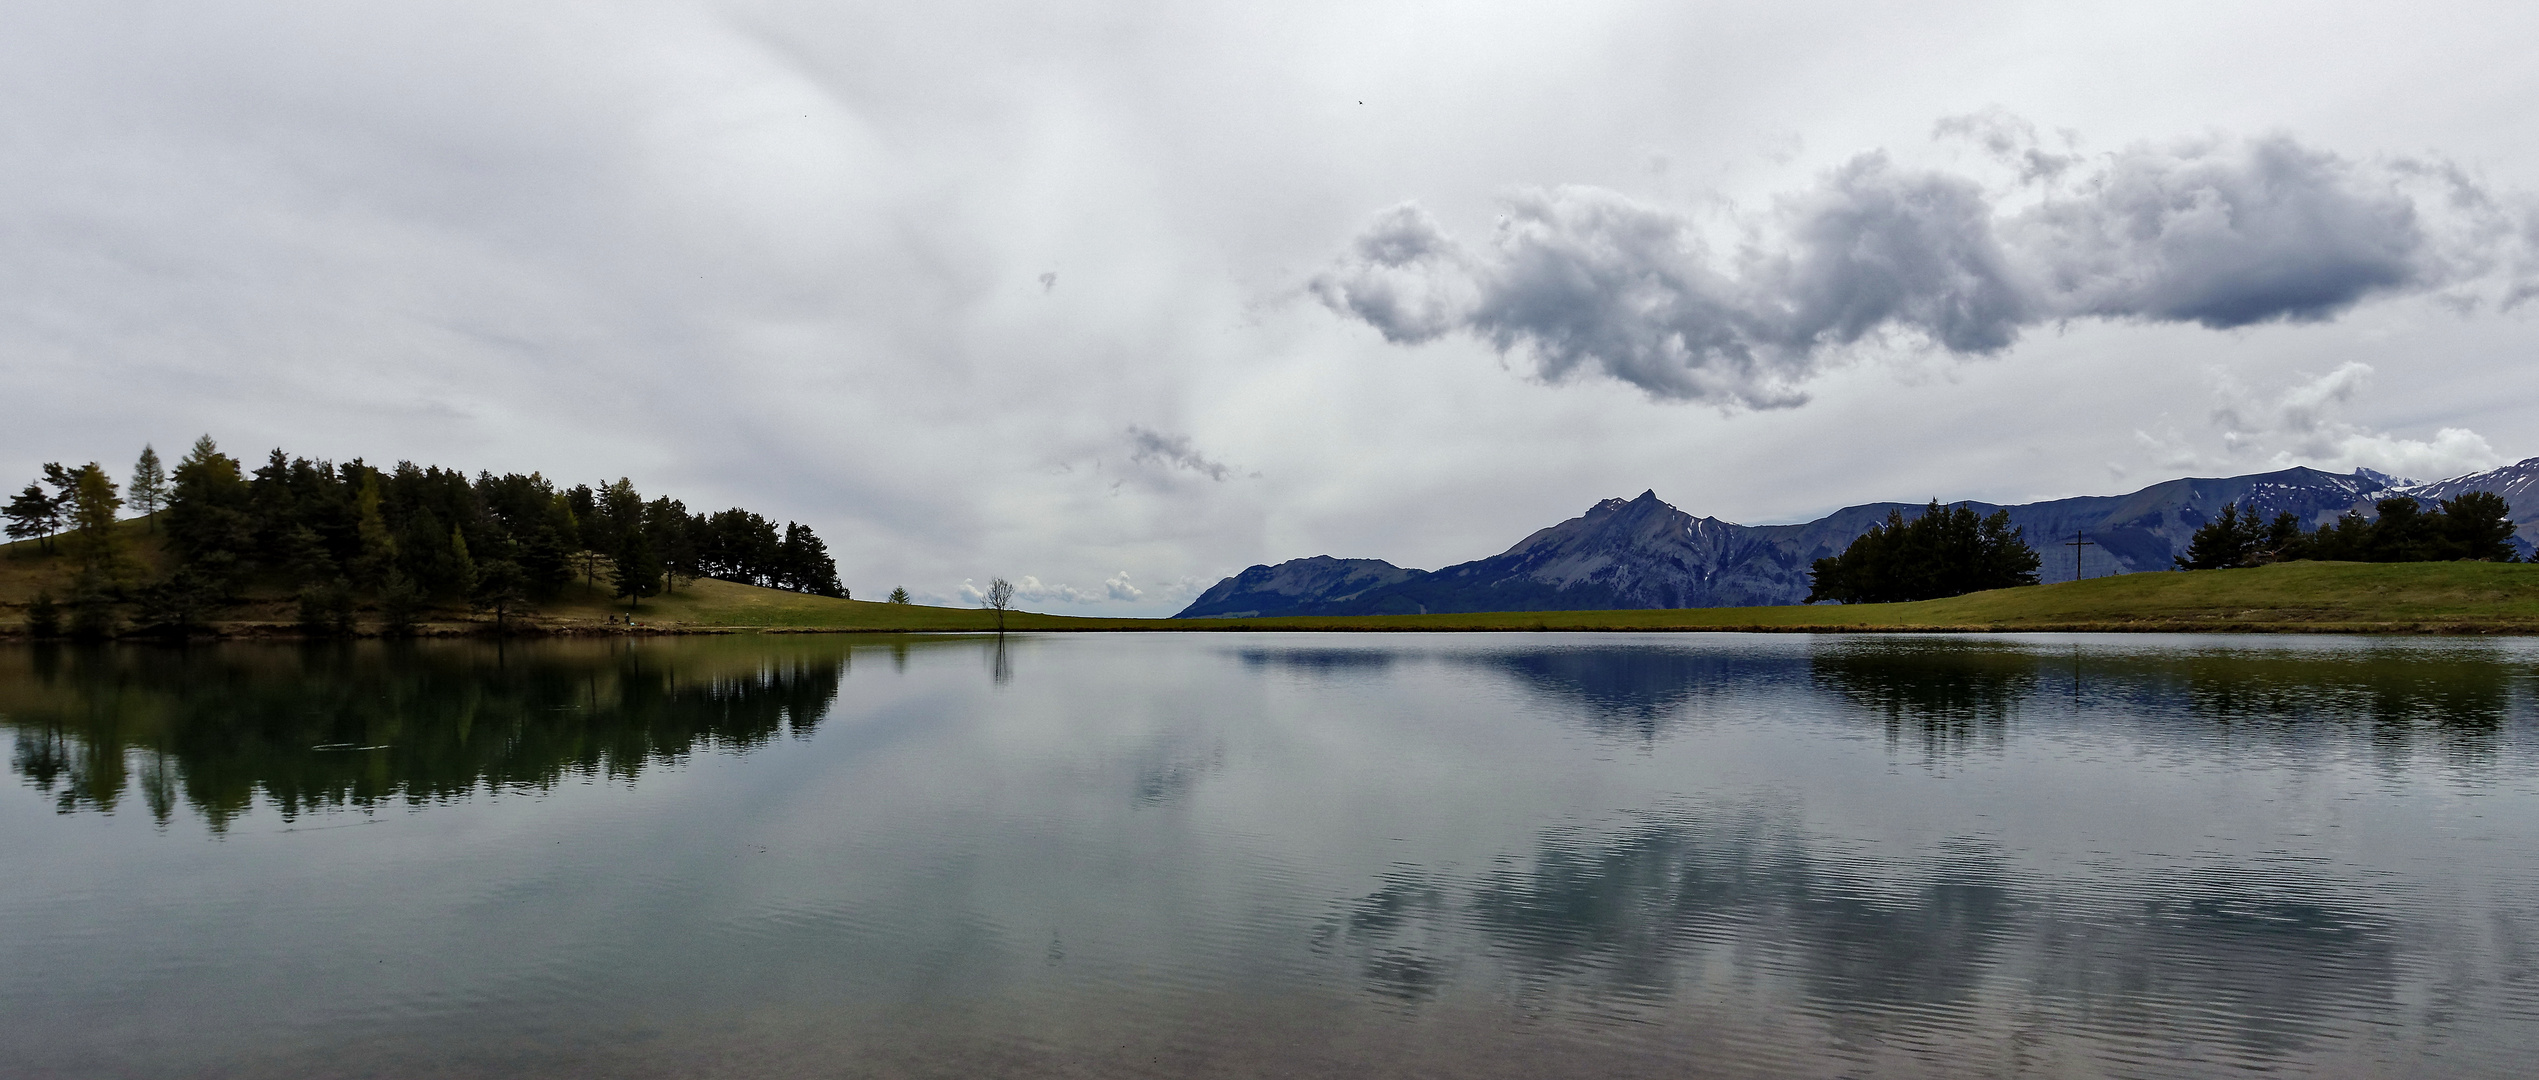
[1328,802,2401,1067]
[6,633,2538,1079]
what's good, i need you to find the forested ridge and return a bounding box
[4,436,844,636]
[2175,493,2521,569]
[1809,491,2522,606]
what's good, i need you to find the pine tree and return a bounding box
[449,526,478,600]
[1806,501,2040,604]
[166,436,252,567]
[613,528,664,609]
[129,445,167,529]
[2436,492,2519,561]
[2176,501,2259,570]
[63,463,125,577]
[379,571,425,636]
[352,468,396,578]
[472,558,530,634]
[888,587,912,605]
[4,483,57,553]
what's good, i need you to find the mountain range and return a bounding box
[1174,459,2539,618]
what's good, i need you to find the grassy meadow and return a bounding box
[7,521,2539,635]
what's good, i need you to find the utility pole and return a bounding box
[2065,530,2095,582]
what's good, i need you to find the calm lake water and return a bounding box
[6,632,2539,1078]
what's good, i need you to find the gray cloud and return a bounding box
[1316,131,2524,408]
[1126,426,1234,481]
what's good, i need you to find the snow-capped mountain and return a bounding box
[1173,459,2539,617]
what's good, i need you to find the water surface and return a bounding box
[5,633,2537,1078]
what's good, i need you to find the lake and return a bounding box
[5,632,2537,1078]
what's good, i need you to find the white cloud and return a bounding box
[2212,362,2501,479]
[4,2,2538,613]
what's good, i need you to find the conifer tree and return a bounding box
[888,587,912,605]
[449,526,478,600]
[613,529,664,609]
[471,558,529,634]
[1806,501,2039,604]
[129,445,167,529]
[346,468,395,579]
[63,463,125,577]
[3,483,57,553]
[166,436,251,568]
[2436,492,2519,561]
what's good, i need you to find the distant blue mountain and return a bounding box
[1174,460,2539,617]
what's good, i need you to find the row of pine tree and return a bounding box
[2174,493,2520,569]
[4,437,847,636]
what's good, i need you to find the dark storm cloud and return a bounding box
[1315,131,2517,408]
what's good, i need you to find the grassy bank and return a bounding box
[7,526,2539,635]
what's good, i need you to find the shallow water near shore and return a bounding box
[5,632,2539,1078]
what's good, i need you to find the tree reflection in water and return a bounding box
[1,638,867,830]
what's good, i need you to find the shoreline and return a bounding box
[8,618,2539,642]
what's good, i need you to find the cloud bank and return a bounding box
[1314,129,2532,408]
[2214,362,2500,480]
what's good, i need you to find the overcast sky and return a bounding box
[5,1,2536,613]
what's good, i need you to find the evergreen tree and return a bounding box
[777,522,844,597]
[166,436,252,568]
[278,525,336,583]
[351,468,396,579]
[1806,501,2040,604]
[888,587,912,605]
[471,558,530,634]
[646,497,695,592]
[613,528,664,609]
[2180,501,2315,569]
[2176,501,2256,569]
[449,526,478,600]
[4,483,57,553]
[2369,497,2438,562]
[520,524,573,600]
[129,445,167,528]
[2436,491,2519,561]
[379,571,425,636]
[63,463,125,578]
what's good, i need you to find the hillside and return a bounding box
[9,527,2538,635]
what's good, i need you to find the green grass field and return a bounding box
[9,523,2539,635]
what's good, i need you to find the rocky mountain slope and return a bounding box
[1174,556,1427,619]
[1175,460,2539,617]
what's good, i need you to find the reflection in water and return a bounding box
[1,639,863,829]
[1236,647,1399,675]
[1813,642,2035,755]
[7,634,2539,1079]
[1331,804,2402,1066]
[1469,646,1799,740]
